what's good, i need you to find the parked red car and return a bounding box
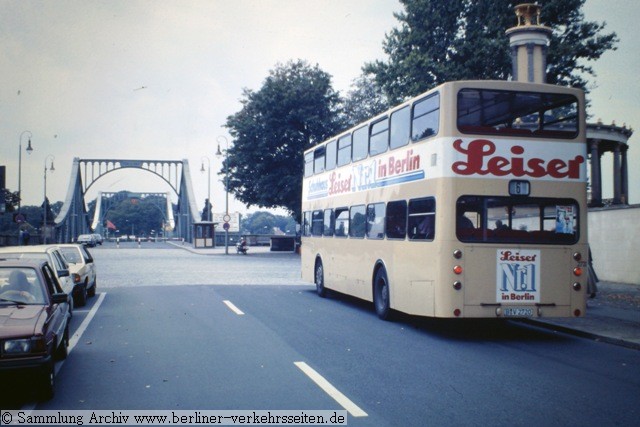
[0,259,71,400]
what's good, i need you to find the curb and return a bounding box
[521,318,640,351]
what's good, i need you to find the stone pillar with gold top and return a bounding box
[505,3,553,83]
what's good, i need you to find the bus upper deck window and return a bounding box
[390,106,410,149]
[369,117,389,156]
[337,134,352,167]
[352,126,368,162]
[314,147,325,174]
[304,152,314,177]
[325,140,337,171]
[412,93,439,142]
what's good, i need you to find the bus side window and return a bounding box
[390,106,410,150]
[408,197,435,240]
[366,203,385,239]
[349,205,366,238]
[334,208,349,237]
[303,211,312,237]
[314,147,325,174]
[325,140,337,171]
[337,134,352,167]
[369,117,389,156]
[311,210,324,236]
[304,152,314,177]
[352,126,368,162]
[323,209,334,236]
[412,93,440,142]
[385,200,407,239]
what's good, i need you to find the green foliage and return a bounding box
[224,60,342,220]
[102,192,167,236]
[339,73,390,130]
[365,0,618,103]
[2,189,19,213]
[241,211,297,235]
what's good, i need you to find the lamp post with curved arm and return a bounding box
[18,131,34,211]
[200,156,211,222]
[216,136,229,255]
[43,155,55,244]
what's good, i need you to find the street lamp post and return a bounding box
[216,136,229,255]
[43,155,55,244]
[200,156,211,222]
[18,131,34,211]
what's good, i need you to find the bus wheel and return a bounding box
[315,259,326,298]
[374,267,391,320]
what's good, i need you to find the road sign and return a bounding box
[223,222,230,231]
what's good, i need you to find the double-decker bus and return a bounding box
[301,80,588,320]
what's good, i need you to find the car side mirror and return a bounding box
[58,269,70,278]
[51,293,68,304]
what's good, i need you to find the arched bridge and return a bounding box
[53,158,200,243]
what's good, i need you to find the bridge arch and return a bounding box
[53,158,200,243]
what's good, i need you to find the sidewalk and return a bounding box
[170,242,640,349]
[526,281,640,350]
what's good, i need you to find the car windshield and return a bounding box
[0,267,46,305]
[60,247,82,263]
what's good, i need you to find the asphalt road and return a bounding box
[2,244,639,426]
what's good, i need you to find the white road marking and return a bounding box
[21,292,107,412]
[223,299,245,315]
[68,292,107,353]
[294,361,368,417]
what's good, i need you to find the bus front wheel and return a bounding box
[315,259,327,298]
[374,267,391,320]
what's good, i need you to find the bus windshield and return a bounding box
[457,89,579,138]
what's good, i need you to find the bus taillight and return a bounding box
[573,282,582,291]
[573,267,583,276]
[573,252,582,261]
[574,309,582,317]
[453,309,461,317]
[453,265,463,275]
[453,281,462,290]
[453,249,462,259]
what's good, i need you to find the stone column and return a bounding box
[613,144,622,205]
[589,139,602,206]
[621,144,629,204]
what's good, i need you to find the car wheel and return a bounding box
[373,267,392,320]
[76,284,87,307]
[55,325,69,360]
[87,280,96,297]
[315,259,326,298]
[37,361,55,401]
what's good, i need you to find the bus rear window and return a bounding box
[457,89,579,139]
[456,196,579,244]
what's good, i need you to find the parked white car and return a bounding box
[57,244,97,306]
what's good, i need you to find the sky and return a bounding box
[1,0,638,219]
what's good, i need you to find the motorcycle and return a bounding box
[236,241,248,255]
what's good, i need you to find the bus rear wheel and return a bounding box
[374,267,391,320]
[315,259,326,298]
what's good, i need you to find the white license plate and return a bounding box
[503,308,534,317]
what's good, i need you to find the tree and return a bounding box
[365,0,618,104]
[339,73,390,130]
[40,197,56,225]
[224,60,342,220]
[241,211,297,235]
[2,189,19,213]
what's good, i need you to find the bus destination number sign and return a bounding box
[508,180,530,196]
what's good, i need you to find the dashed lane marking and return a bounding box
[223,299,245,315]
[294,361,368,417]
